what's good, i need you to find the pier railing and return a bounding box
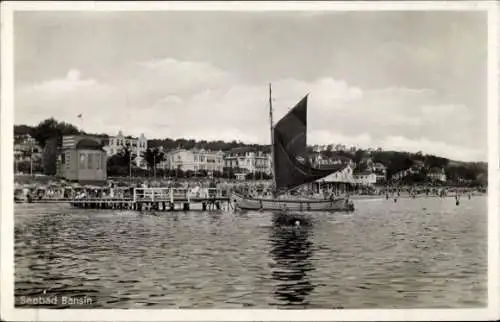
[132,187,228,203]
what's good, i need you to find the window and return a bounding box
[65,151,71,168]
[96,154,101,169]
[88,153,94,169]
[79,153,86,169]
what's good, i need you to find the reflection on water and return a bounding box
[270,213,315,308]
[14,197,488,309]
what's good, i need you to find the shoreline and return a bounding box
[350,193,486,200]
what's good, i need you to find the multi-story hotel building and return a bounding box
[102,130,147,168]
[14,134,42,164]
[224,151,272,175]
[165,148,225,174]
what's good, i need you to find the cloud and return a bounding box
[14,58,486,162]
[15,68,115,129]
[26,68,99,94]
[134,57,235,97]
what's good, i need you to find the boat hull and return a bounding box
[231,192,354,212]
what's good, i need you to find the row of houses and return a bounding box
[156,149,272,176]
[391,166,447,182]
[14,131,384,185]
[14,130,148,167]
[20,131,442,186]
[312,144,383,154]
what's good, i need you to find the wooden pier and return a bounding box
[69,187,231,211]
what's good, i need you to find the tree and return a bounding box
[323,149,334,158]
[356,162,368,172]
[29,118,81,148]
[424,155,449,169]
[353,149,366,165]
[14,125,32,136]
[106,154,129,176]
[41,137,58,175]
[118,144,137,168]
[142,147,165,176]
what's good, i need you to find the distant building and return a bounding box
[427,167,447,182]
[310,153,354,168]
[312,145,323,153]
[313,165,354,194]
[224,150,271,175]
[335,144,347,152]
[14,134,42,166]
[58,136,107,182]
[372,162,387,173]
[391,168,414,181]
[353,171,377,186]
[371,162,387,183]
[102,130,147,168]
[166,148,224,174]
[316,165,354,183]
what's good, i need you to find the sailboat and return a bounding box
[231,84,355,212]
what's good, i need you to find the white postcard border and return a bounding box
[1,1,498,321]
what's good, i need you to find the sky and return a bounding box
[14,10,488,162]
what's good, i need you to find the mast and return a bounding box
[269,83,276,190]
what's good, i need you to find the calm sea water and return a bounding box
[14,196,487,309]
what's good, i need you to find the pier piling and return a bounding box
[67,187,229,212]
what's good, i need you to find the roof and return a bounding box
[354,171,375,176]
[76,138,104,150]
[315,164,346,171]
[230,146,252,154]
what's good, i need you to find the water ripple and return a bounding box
[14,197,487,308]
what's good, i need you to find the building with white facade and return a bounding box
[369,162,387,183]
[224,151,272,175]
[14,134,42,174]
[103,130,147,168]
[353,172,377,186]
[166,148,224,174]
[309,153,354,169]
[14,134,41,163]
[427,167,447,182]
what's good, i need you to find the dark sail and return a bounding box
[273,95,341,193]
